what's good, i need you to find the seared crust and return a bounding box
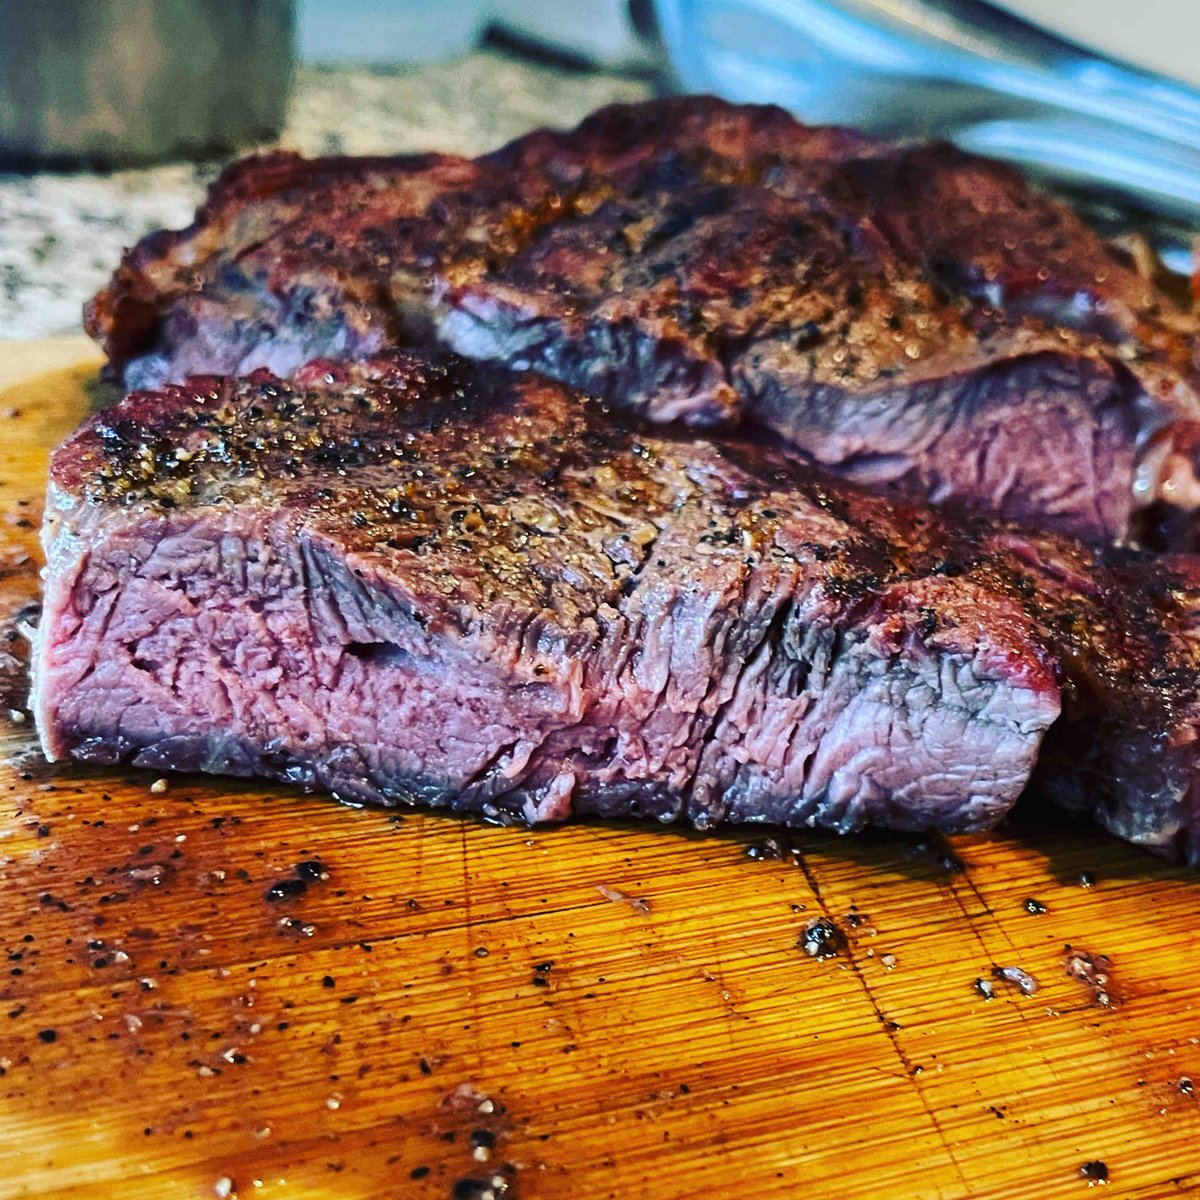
[37,352,1200,860]
[38,352,1064,838]
[84,97,1200,546]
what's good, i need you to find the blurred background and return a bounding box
[3,0,1199,339]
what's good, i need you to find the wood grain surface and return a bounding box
[1,340,1199,1200]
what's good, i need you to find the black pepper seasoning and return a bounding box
[264,878,307,902]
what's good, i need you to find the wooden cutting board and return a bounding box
[2,339,1199,1200]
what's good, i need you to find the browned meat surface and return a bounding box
[33,353,1200,862]
[86,97,1200,548]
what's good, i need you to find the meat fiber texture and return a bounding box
[86,97,1200,549]
[31,354,1200,862]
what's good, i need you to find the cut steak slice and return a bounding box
[85,97,1200,547]
[31,354,1200,862]
[34,353,1064,838]
[87,150,485,385]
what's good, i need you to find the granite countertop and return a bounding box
[0,51,652,341]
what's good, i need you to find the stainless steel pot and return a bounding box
[0,0,294,167]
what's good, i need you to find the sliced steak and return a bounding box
[87,149,486,385]
[34,352,1065,838]
[1029,542,1200,861]
[85,97,1200,547]
[32,354,1200,862]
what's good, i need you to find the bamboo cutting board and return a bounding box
[1,339,1199,1200]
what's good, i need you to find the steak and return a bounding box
[31,354,1200,862]
[34,353,1058,837]
[86,96,1200,547]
